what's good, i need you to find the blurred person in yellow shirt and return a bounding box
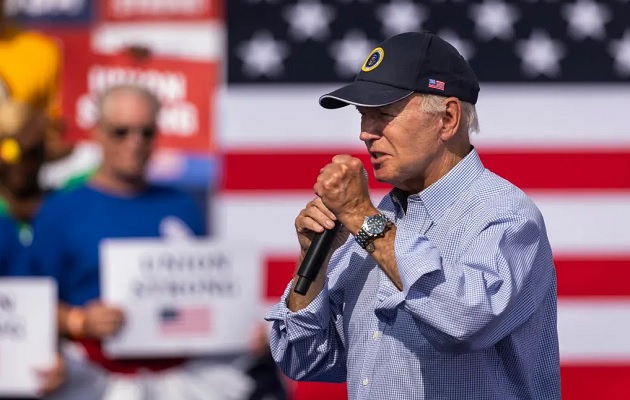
[0,0,73,167]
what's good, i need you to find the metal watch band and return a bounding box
[355,213,391,250]
[355,228,372,248]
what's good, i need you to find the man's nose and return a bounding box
[359,124,381,143]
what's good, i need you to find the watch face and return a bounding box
[365,215,386,235]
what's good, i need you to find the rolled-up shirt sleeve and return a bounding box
[375,210,553,352]
[265,273,347,382]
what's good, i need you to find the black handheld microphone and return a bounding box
[293,169,368,296]
[293,220,340,295]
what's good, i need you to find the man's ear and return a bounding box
[439,97,461,141]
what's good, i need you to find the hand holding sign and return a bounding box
[0,278,57,397]
[100,238,263,358]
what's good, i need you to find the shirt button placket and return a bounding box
[357,322,384,398]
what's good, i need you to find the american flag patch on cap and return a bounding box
[428,78,445,90]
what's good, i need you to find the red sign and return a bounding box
[101,0,222,22]
[62,51,218,154]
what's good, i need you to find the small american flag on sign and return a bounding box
[158,306,211,336]
[428,78,445,91]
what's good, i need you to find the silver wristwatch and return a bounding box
[355,213,391,253]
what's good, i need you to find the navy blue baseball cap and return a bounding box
[319,31,480,109]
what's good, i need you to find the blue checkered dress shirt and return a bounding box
[266,148,561,399]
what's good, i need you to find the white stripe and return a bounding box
[558,298,630,362]
[211,193,307,252]
[218,84,630,150]
[534,192,630,256]
[212,191,630,255]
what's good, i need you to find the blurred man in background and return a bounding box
[27,84,285,400]
[28,84,205,400]
[0,100,65,399]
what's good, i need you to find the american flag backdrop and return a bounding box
[214,1,630,399]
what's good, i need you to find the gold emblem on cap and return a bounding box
[361,47,384,72]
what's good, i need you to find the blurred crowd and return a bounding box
[0,2,288,400]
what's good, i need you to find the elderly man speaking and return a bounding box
[266,31,560,400]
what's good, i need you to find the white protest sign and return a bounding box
[0,278,57,396]
[100,238,263,358]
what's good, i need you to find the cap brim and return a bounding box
[319,80,414,109]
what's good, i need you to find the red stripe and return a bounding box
[555,257,630,297]
[293,382,347,400]
[264,255,630,299]
[221,149,630,191]
[264,255,296,299]
[560,365,630,400]
[286,366,630,400]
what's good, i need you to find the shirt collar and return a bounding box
[390,146,485,222]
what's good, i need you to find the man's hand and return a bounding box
[83,300,125,339]
[313,154,377,234]
[295,196,349,257]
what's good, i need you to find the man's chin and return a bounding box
[114,170,146,185]
[124,174,145,183]
[372,169,392,184]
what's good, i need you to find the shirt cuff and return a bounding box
[264,280,331,342]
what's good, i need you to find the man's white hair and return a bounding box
[96,84,161,123]
[417,93,480,135]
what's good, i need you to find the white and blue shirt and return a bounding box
[266,148,561,400]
